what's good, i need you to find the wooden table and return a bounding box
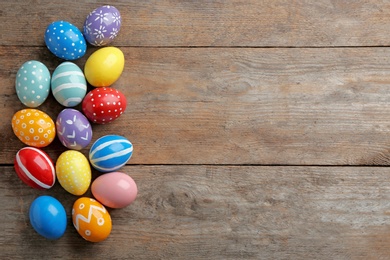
[2,1,390,259]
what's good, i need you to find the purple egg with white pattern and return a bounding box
[83,5,121,46]
[56,109,92,150]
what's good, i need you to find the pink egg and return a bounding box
[91,172,137,208]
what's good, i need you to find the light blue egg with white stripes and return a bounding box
[51,62,87,107]
[15,60,51,107]
[89,135,133,173]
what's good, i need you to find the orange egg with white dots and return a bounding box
[11,109,55,147]
[72,197,112,242]
[56,150,91,196]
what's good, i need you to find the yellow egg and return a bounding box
[56,150,91,195]
[11,109,55,148]
[84,47,124,87]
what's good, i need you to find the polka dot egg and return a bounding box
[56,150,91,196]
[11,109,55,148]
[82,87,127,124]
[15,60,51,108]
[44,20,87,60]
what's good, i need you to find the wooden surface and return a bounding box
[2,1,390,259]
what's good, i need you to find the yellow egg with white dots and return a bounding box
[56,150,91,196]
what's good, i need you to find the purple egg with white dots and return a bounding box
[44,20,87,60]
[83,5,121,46]
[56,108,92,150]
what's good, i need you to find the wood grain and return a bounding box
[2,46,390,165]
[2,165,390,259]
[2,1,390,259]
[3,1,390,47]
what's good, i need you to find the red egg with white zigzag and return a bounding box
[14,147,55,190]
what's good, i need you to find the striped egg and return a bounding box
[51,62,87,107]
[89,135,133,172]
[14,147,55,190]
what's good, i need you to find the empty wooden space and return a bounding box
[2,1,390,259]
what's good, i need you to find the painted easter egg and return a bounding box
[82,87,127,124]
[51,62,87,107]
[84,47,124,87]
[44,20,87,60]
[83,5,121,46]
[56,150,91,195]
[11,109,55,148]
[56,108,92,150]
[29,196,67,240]
[15,60,51,108]
[72,197,112,242]
[89,135,133,172]
[14,147,55,190]
[92,172,137,208]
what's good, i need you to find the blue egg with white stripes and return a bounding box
[44,20,87,60]
[51,62,87,107]
[89,135,133,172]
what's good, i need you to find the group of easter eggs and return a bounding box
[11,5,137,242]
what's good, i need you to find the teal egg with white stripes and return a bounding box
[89,135,133,172]
[51,62,87,107]
[15,60,51,107]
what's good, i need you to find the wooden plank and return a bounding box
[2,165,390,259]
[2,46,390,165]
[4,1,390,260]
[2,1,390,47]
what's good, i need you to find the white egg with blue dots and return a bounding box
[15,60,51,108]
[44,20,87,60]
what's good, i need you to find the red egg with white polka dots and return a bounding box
[82,87,126,124]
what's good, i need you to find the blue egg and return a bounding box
[15,60,51,107]
[44,20,87,60]
[89,135,133,172]
[29,195,67,240]
[51,62,87,107]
